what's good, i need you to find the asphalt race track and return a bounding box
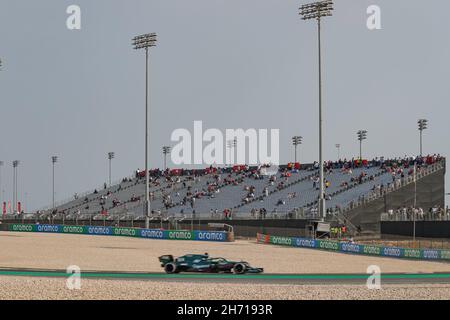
[1,267,450,285]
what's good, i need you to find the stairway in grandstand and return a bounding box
[331,159,446,237]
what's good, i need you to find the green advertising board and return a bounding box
[257,233,450,262]
[5,223,231,243]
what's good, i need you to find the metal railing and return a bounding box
[339,160,445,215]
[359,239,450,250]
[381,211,450,222]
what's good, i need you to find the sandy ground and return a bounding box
[1,276,450,300]
[0,231,449,274]
[1,232,450,300]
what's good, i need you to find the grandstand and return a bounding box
[18,154,444,237]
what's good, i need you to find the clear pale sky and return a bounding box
[0,0,448,211]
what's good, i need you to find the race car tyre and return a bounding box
[233,263,246,274]
[164,262,178,274]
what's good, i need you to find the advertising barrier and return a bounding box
[8,224,36,232]
[6,224,232,242]
[256,233,450,261]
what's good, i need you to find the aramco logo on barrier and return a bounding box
[403,249,421,259]
[113,228,136,237]
[363,245,381,256]
[12,224,33,232]
[271,236,292,246]
[37,225,60,233]
[294,238,315,248]
[318,240,339,251]
[340,243,361,253]
[140,229,164,239]
[382,247,401,257]
[422,250,439,260]
[88,226,111,235]
[63,226,84,234]
[196,232,225,241]
[168,231,192,240]
[441,250,450,260]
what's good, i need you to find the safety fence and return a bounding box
[6,223,233,242]
[256,233,450,261]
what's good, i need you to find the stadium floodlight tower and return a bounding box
[12,160,19,213]
[299,0,333,219]
[108,152,115,187]
[226,140,233,167]
[357,130,367,160]
[227,139,237,167]
[162,146,171,170]
[335,143,341,160]
[292,136,303,163]
[132,32,157,229]
[418,119,428,157]
[51,156,58,210]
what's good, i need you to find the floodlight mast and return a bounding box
[12,160,20,213]
[418,119,428,157]
[162,146,171,170]
[233,138,237,163]
[357,130,368,160]
[227,140,232,167]
[299,0,333,219]
[132,33,157,229]
[292,136,303,163]
[335,143,341,160]
[108,152,115,187]
[51,156,58,210]
[227,139,237,167]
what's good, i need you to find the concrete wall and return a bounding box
[381,221,450,238]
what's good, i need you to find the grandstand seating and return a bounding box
[44,156,444,221]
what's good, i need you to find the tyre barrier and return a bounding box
[256,233,450,261]
[6,223,234,242]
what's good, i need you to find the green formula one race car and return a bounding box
[158,253,264,274]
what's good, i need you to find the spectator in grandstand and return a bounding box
[260,208,267,219]
[112,198,120,207]
[312,176,319,189]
